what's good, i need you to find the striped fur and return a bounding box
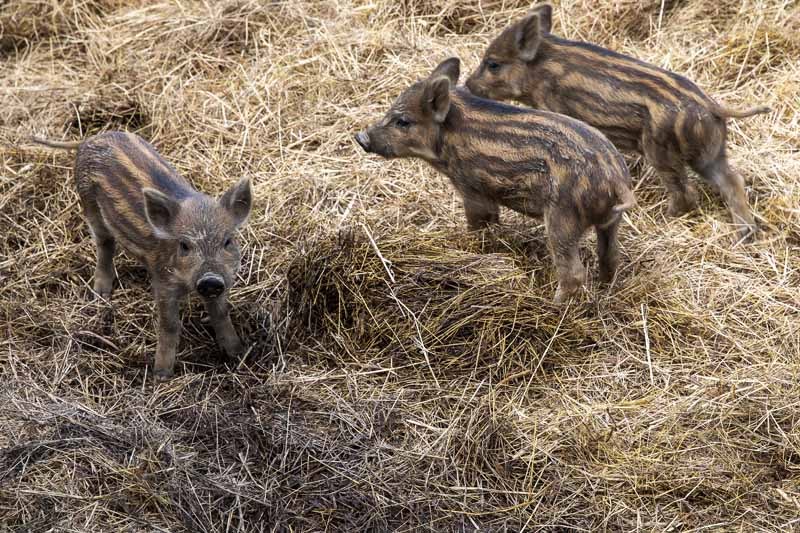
[356,58,635,303]
[465,3,769,240]
[32,131,252,380]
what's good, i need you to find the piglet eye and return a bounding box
[487,60,502,73]
[179,240,191,254]
[394,117,410,129]
[224,238,233,249]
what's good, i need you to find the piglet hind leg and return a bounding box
[695,157,757,242]
[546,210,585,304]
[204,295,244,360]
[83,200,116,300]
[152,283,184,381]
[595,219,620,284]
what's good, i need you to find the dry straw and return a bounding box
[1,0,799,530]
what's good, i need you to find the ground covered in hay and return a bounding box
[1,0,799,531]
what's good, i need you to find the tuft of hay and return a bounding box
[1,0,799,530]
[0,0,128,54]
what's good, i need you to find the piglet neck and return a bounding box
[534,37,569,75]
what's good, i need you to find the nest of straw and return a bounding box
[1,0,799,530]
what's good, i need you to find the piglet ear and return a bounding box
[530,3,552,34]
[428,57,460,85]
[142,188,179,238]
[424,76,452,124]
[516,13,543,62]
[220,177,252,227]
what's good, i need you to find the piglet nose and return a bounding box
[354,131,371,152]
[196,273,226,298]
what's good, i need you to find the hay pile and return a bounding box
[1,0,799,530]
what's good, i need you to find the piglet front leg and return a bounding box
[153,283,184,381]
[204,295,243,360]
[464,195,500,230]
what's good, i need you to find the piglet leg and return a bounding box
[204,295,243,359]
[153,284,183,381]
[546,210,585,304]
[464,195,500,230]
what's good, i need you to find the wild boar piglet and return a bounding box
[33,132,252,381]
[466,3,769,241]
[355,58,635,303]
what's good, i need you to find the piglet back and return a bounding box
[76,132,196,255]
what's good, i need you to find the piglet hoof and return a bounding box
[598,269,615,284]
[93,284,113,302]
[221,336,244,360]
[154,367,174,382]
[553,286,575,305]
[736,224,758,244]
[666,197,696,217]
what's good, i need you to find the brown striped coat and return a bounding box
[33,131,252,380]
[356,58,635,303]
[466,3,769,240]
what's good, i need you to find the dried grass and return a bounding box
[1,0,799,530]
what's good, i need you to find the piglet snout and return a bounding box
[465,77,476,93]
[354,131,371,152]
[196,273,226,299]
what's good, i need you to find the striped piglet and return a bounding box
[466,3,769,240]
[355,58,635,302]
[33,132,252,380]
